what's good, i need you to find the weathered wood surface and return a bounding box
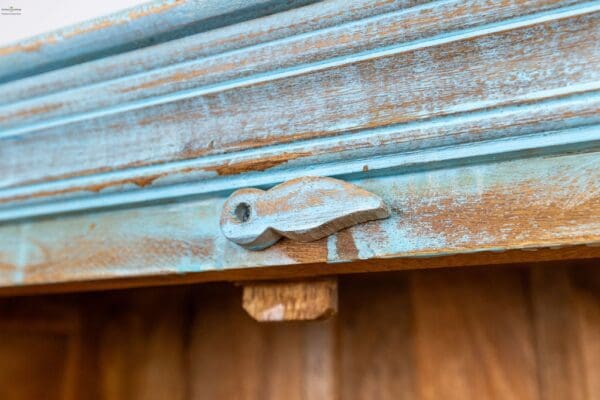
[0,98,596,220]
[1,0,589,132]
[0,152,596,290]
[221,177,390,250]
[0,0,421,105]
[0,1,598,198]
[242,278,338,321]
[0,0,318,83]
[0,0,597,289]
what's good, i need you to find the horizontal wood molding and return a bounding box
[0,152,596,290]
[0,1,598,195]
[0,0,319,83]
[0,0,597,290]
[0,0,421,105]
[1,0,591,131]
[0,94,597,220]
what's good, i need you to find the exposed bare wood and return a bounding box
[411,268,540,399]
[0,6,598,191]
[530,262,600,399]
[188,284,337,399]
[0,152,595,293]
[339,274,416,399]
[0,0,423,104]
[242,278,338,322]
[0,0,585,131]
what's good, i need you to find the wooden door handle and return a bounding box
[220,176,390,250]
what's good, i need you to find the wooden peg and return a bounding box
[220,176,390,250]
[242,278,338,322]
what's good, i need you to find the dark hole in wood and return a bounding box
[234,202,251,223]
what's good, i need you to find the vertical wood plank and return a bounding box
[0,260,595,399]
[302,321,338,400]
[0,297,82,400]
[339,275,416,400]
[409,268,540,400]
[531,262,600,400]
[188,283,337,400]
[94,289,188,400]
[570,263,600,398]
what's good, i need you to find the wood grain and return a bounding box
[0,0,424,105]
[0,0,584,130]
[0,0,317,83]
[0,298,81,400]
[0,3,597,191]
[92,290,188,400]
[0,151,595,291]
[0,0,596,291]
[410,268,539,399]
[339,274,416,400]
[0,260,595,398]
[0,94,596,213]
[242,278,338,321]
[530,262,600,399]
[188,284,337,400]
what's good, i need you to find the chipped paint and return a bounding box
[0,151,596,288]
[0,0,598,290]
[0,4,598,192]
[0,0,315,82]
[0,0,423,106]
[2,1,598,132]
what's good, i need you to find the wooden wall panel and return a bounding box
[188,284,336,400]
[531,262,600,399]
[570,265,600,397]
[0,260,596,399]
[0,332,71,400]
[91,290,189,400]
[339,275,416,400]
[0,299,81,400]
[409,269,539,400]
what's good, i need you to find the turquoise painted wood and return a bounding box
[220,176,390,250]
[0,0,597,289]
[0,0,318,83]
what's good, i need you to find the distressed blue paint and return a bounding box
[0,152,596,287]
[0,0,420,106]
[0,0,597,288]
[0,0,319,84]
[220,177,389,249]
[1,1,597,135]
[0,124,596,222]
[0,5,596,193]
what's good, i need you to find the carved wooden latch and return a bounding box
[220,176,390,250]
[221,176,390,322]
